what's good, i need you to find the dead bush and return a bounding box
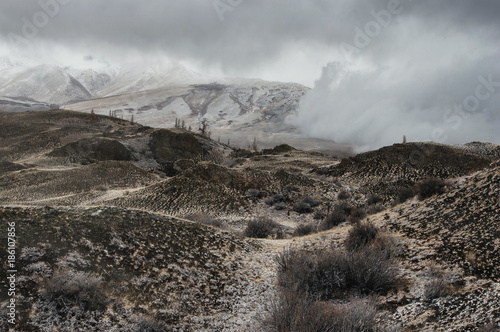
[40,270,108,311]
[322,210,347,229]
[367,194,383,205]
[337,190,350,200]
[301,196,321,208]
[244,218,282,239]
[367,204,385,215]
[132,316,169,332]
[345,222,379,252]
[418,177,445,200]
[276,243,399,299]
[264,289,379,332]
[396,186,416,204]
[293,201,313,214]
[293,224,316,237]
[349,207,366,223]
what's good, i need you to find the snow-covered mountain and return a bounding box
[0,58,348,151]
[0,64,92,105]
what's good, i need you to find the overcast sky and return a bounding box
[0,0,499,147]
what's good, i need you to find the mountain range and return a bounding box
[0,57,349,153]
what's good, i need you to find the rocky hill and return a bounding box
[0,110,499,331]
[0,206,270,331]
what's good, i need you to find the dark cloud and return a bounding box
[0,0,498,146]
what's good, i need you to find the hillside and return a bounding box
[0,206,270,331]
[0,110,499,330]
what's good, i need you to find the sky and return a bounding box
[0,0,499,148]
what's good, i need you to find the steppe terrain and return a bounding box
[0,110,499,331]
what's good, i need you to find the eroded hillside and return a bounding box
[0,110,499,331]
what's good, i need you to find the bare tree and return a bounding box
[252,137,258,152]
[90,109,97,123]
[199,118,209,136]
[403,135,407,144]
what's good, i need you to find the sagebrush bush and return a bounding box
[335,201,352,215]
[349,207,366,223]
[293,201,312,214]
[347,247,399,294]
[245,188,262,198]
[132,316,168,332]
[396,186,416,204]
[423,278,450,301]
[276,243,399,299]
[367,194,383,205]
[301,196,321,208]
[337,190,350,200]
[244,218,282,238]
[293,224,316,237]
[265,194,285,206]
[345,222,379,252]
[418,177,445,200]
[265,291,379,332]
[367,204,385,215]
[41,270,108,311]
[274,202,287,211]
[322,210,346,229]
[313,210,326,220]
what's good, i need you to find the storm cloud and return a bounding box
[0,0,499,148]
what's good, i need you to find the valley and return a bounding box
[0,110,498,330]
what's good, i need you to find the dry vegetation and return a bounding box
[0,110,499,330]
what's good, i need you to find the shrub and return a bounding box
[313,210,326,220]
[132,316,168,332]
[266,194,285,206]
[347,247,399,294]
[396,187,416,203]
[265,292,379,332]
[349,207,366,223]
[345,222,379,252]
[293,224,316,237]
[423,277,450,301]
[367,204,385,215]
[337,190,350,200]
[293,201,312,214]
[367,194,383,205]
[245,188,262,199]
[301,196,321,208]
[322,210,347,229]
[41,270,108,311]
[418,178,445,200]
[276,244,399,299]
[274,202,287,211]
[244,218,282,238]
[334,201,352,215]
[315,167,329,175]
[477,323,499,332]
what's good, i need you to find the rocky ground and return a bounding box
[0,110,499,331]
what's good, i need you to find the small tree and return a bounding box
[90,109,97,123]
[252,137,258,152]
[130,114,134,124]
[181,120,186,129]
[199,118,209,136]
